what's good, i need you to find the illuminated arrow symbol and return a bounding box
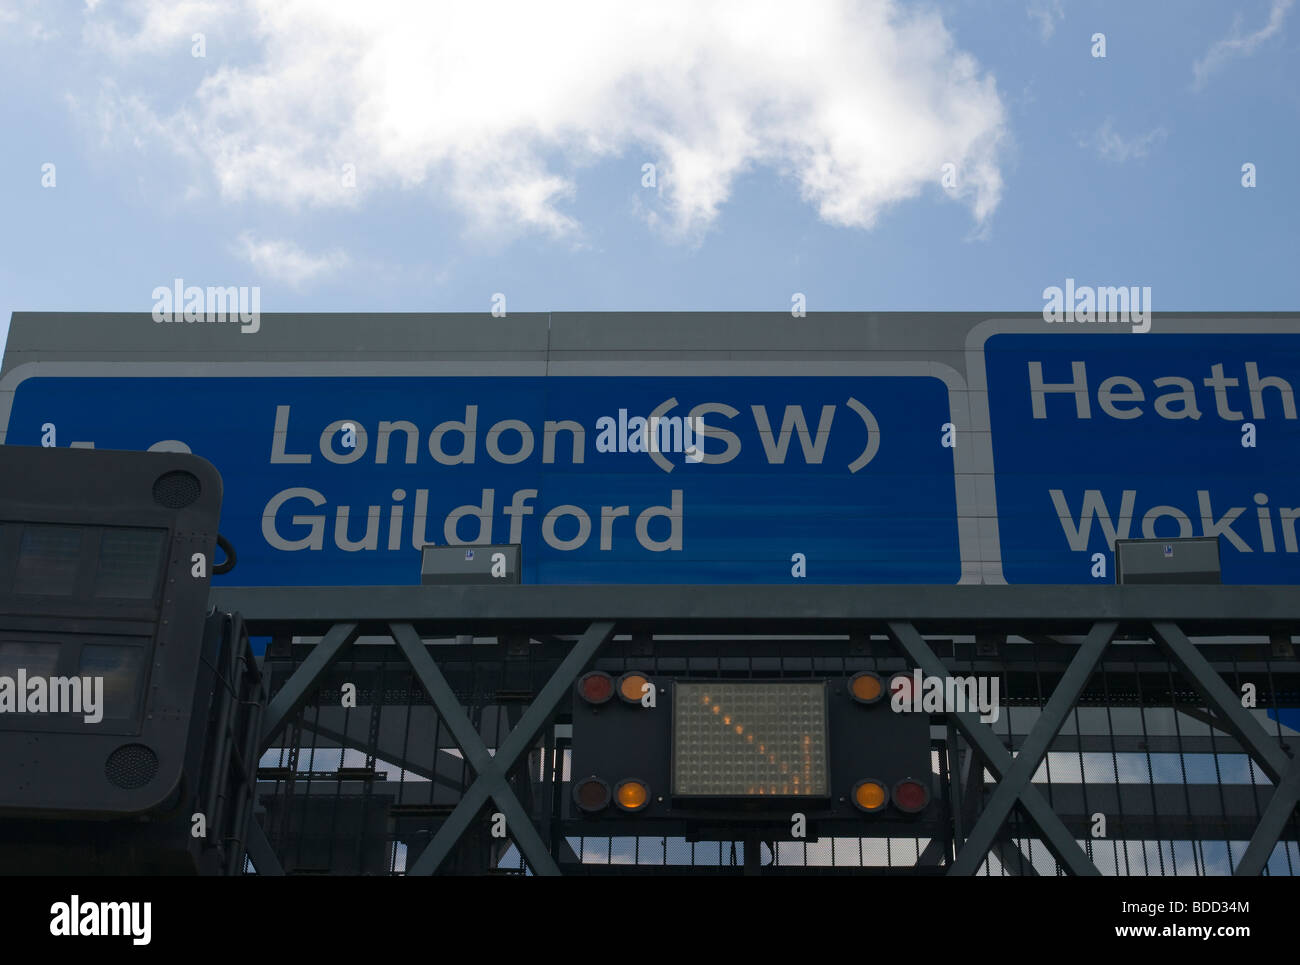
[845,397,879,473]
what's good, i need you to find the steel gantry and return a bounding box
[211,584,1300,877]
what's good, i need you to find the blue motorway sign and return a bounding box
[4,374,962,585]
[985,332,1300,584]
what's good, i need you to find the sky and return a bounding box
[0,0,1297,353]
[4,2,1297,876]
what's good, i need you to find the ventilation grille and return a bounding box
[152,471,200,509]
[105,743,159,789]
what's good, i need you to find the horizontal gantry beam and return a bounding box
[211,584,1300,636]
[220,584,1300,876]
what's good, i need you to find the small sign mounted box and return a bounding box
[1115,537,1221,584]
[420,544,520,585]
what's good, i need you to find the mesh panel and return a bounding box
[152,471,200,509]
[105,743,159,789]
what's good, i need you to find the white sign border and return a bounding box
[0,359,982,584]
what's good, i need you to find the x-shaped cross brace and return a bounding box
[888,620,1113,875]
[1148,623,1299,876]
[394,620,616,876]
[1235,756,1300,875]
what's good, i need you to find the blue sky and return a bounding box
[1,0,1297,355]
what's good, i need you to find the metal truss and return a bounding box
[212,585,1300,876]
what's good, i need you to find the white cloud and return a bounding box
[81,0,226,57]
[1027,0,1064,42]
[1080,119,1168,163]
[233,233,348,287]
[0,0,59,42]
[80,0,1008,240]
[1193,0,1294,89]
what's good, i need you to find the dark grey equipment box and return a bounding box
[0,445,264,874]
[1115,537,1222,584]
[420,544,521,584]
